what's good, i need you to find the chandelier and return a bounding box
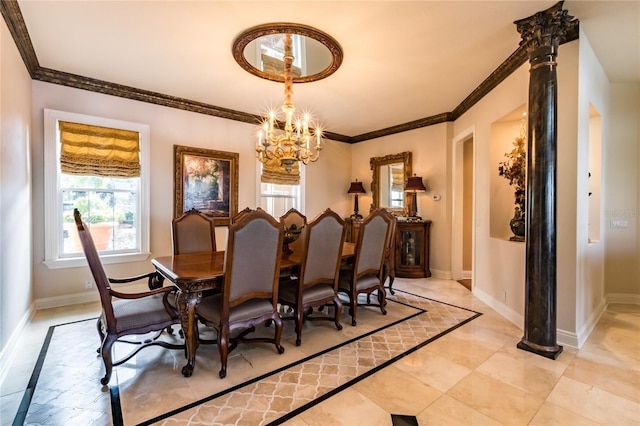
[256,34,322,173]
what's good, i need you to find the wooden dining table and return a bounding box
[151,241,355,377]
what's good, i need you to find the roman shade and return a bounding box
[261,157,300,185]
[59,121,140,178]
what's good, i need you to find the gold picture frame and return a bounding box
[174,145,238,225]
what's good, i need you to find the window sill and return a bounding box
[43,252,152,270]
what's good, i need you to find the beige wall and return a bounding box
[0,20,33,358]
[605,83,640,298]
[30,81,352,304]
[350,123,451,277]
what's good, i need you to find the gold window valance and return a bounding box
[260,157,300,185]
[59,121,140,178]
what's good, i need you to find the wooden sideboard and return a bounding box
[345,216,431,279]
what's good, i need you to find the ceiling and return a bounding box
[11,1,640,140]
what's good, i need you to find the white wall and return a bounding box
[452,62,530,327]
[0,20,33,361]
[30,81,352,304]
[574,28,609,345]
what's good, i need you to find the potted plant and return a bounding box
[498,132,526,241]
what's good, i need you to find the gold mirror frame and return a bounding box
[370,152,413,215]
[232,23,343,83]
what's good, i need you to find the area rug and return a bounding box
[14,289,480,425]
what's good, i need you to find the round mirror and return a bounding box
[232,23,343,83]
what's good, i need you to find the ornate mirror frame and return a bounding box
[370,152,413,215]
[232,23,343,83]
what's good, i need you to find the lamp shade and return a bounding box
[348,180,366,194]
[405,175,426,192]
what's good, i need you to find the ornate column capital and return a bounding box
[515,1,576,53]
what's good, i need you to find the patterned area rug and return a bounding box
[15,289,480,425]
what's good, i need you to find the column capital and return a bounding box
[515,1,576,54]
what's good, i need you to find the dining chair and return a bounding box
[280,207,307,255]
[338,208,393,326]
[73,209,183,385]
[194,208,285,378]
[172,208,216,254]
[383,211,397,293]
[231,206,253,224]
[278,209,346,346]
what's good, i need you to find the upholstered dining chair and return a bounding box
[280,208,307,255]
[172,208,216,254]
[338,208,393,326]
[194,208,285,378]
[231,206,253,224]
[73,209,183,385]
[383,211,397,292]
[278,209,346,346]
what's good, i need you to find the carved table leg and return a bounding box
[176,289,202,377]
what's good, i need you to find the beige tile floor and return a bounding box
[1,277,639,425]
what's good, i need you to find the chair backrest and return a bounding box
[299,209,346,290]
[280,208,307,254]
[383,209,397,261]
[223,208,283,308]
[73,209,116,329]
[172,208,216,254]
[354,209,392,277]
[231,207,253,224]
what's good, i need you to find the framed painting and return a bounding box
[174,145,239,225]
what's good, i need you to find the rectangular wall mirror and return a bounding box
[369,152,412,215]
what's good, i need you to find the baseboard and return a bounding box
[461,270,472,280]
[35,291,99,310]
[430,268,452,280]
[556,329,579,349]
[0,303,36,386]
[472,286,523,329]
[572,298,607,349]
[607,293,640,305]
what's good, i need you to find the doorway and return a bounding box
[452,130,475,290]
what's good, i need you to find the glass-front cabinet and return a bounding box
[395,220,431,278]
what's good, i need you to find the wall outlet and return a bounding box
[84,280,93,289]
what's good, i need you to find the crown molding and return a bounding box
[1,0,578,144]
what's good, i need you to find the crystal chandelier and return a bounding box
[256,34,322,173]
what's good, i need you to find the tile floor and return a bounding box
[1,277,639,425]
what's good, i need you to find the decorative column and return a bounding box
[514,1,575,360]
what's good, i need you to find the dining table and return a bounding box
[151,241,355,377]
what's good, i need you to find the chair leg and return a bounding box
[333,298,343,331]
[96,318,105,353]
[99,335,117,385]
[378,287,387,315]
[218,324,229,379]
[273,314,285,354]
[350,292,357,326]
[295,306,303,346]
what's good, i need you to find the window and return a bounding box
[43,109,150,269]
[257,164,305,218]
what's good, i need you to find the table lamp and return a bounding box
[348,179,366,219]
[405,174,427,218]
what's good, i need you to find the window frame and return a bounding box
[43,109,151,269]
